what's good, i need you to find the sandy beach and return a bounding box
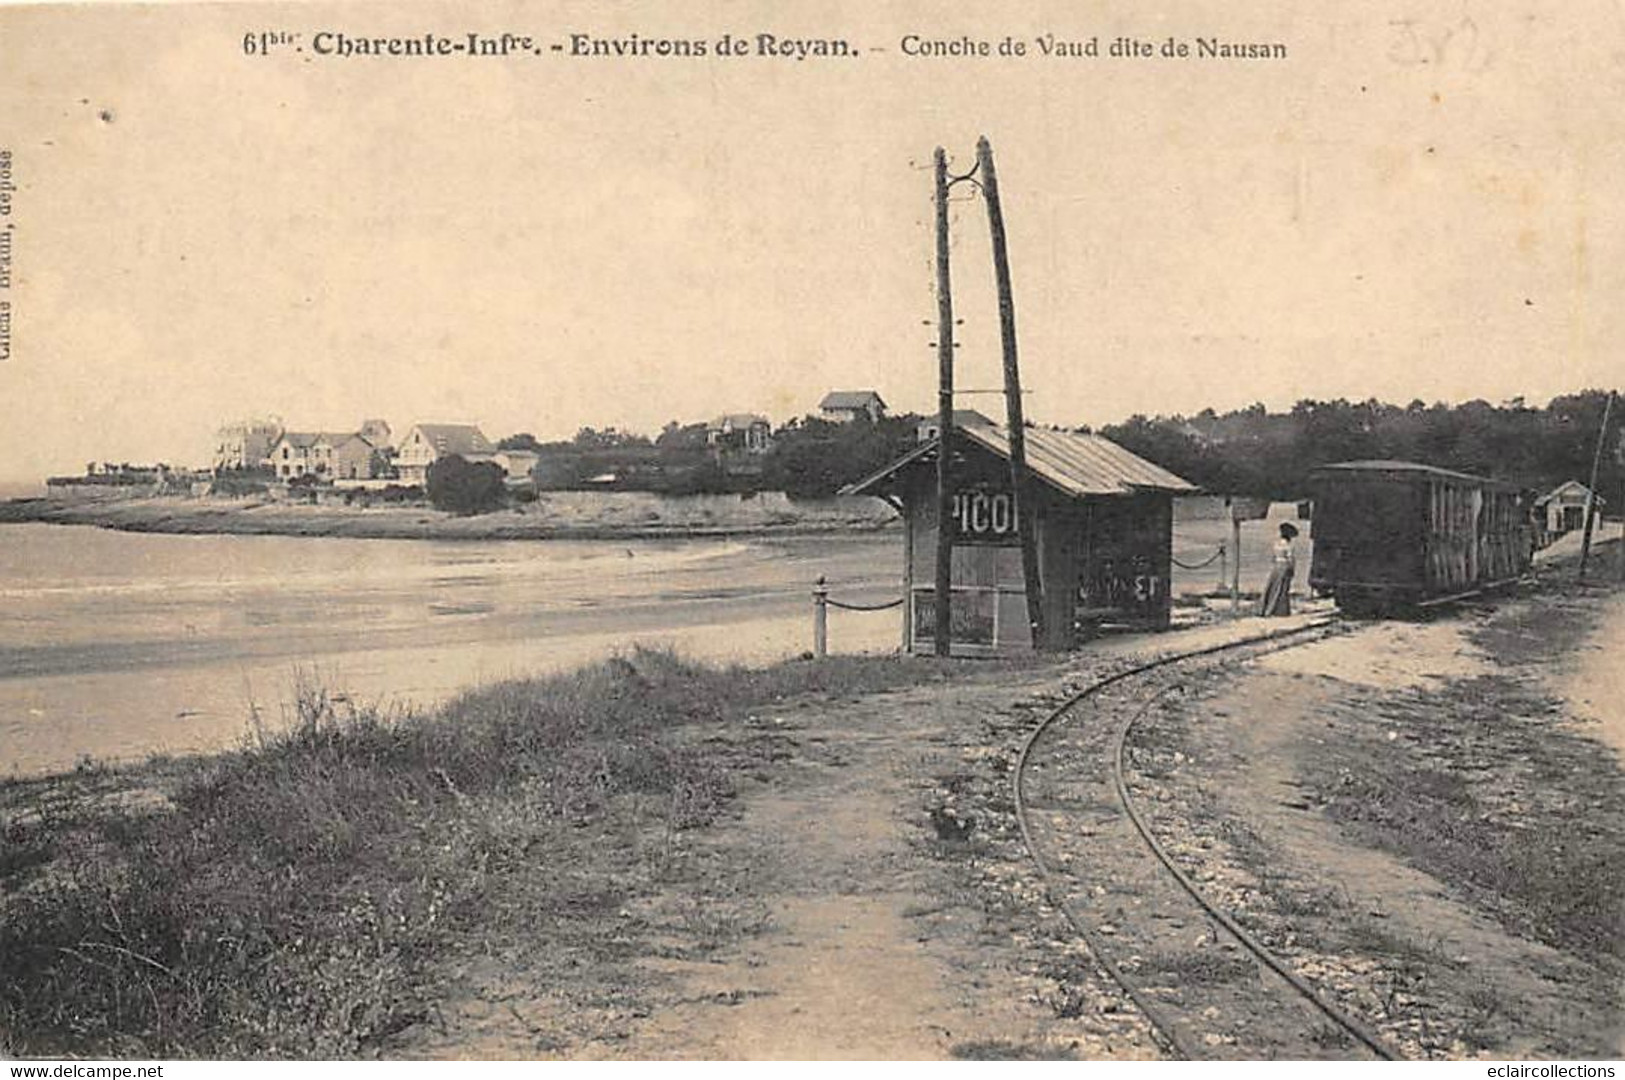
[0,490,902,541]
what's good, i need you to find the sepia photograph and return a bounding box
[0,0,1621,1063]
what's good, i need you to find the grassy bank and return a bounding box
[0,649,981,1057]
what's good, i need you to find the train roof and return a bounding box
[1310,459,1528,492]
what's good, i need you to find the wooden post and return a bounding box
[933,147,955,657]
[1230,515,1242,614]
[902,503,916,650]
[1618,475,1625,582]
[812,577,828,658]
[1579,390,1614,582]
[977,136,1046,649]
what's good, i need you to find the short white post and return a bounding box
[812,576,829,659]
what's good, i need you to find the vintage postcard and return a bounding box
[1,0,1621,1063]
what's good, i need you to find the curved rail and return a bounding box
[1011,617,1397,1060]
[1112,687,1397,1059]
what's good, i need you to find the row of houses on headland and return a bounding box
[211,390,894,488]
[216,419,397,480]
[214,418,533,486]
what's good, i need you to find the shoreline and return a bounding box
[0,491,902,542]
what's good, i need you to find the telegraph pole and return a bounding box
[976,137,1046,648]
[933,147,955,656]
[1578,389,1614,582]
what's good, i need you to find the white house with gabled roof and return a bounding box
[395,423,496,485]
[819,390,887,423]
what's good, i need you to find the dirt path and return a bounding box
[613,696,1016,1059]
[408,595,1618,1060]
[408,667,1132,1060]
[1559,590,1625,764]
[594,619,1343,1059]
[1125,597,1625,1057]
[403,613,1327,1059]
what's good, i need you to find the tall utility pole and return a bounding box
[1617,426,1625,583]
[976,136,1046,649]
[932,147,956,657]
[1578,389,1615,582]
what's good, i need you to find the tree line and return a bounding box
[423,389,1622,513]
[1099,391,1624,499]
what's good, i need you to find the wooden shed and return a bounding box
[1534,480,1604,537]
[843,423,1197,655]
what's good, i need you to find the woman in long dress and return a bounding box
[1259,522,1298,616]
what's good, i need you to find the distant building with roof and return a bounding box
[819,390,887,424]
[1535,480,1605,536]
[491,449,540,486]
[358,419,393,447]
[916,409,995,443]
[706,413,775,476]
[394,423,496,486]
[266,429,386,480]
[213,419,284,472]
[706,413,774,453]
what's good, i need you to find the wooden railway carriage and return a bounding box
[1308,460,1535,614]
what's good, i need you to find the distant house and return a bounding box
[819,390,887,424]
[1536,480,1606,535]
[266,432,321,479]
[266,429,388,481]
[359,419,393,449]
[395,423,496,486]
[916,409,995,444]
[213,419,283,472]
[706,413,773,453]
[323,433,388,480]
[491,449,540,486]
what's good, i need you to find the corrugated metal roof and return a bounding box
[842,425,1196,498]
[968,426,1197,496]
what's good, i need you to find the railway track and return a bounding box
[1013,620,1402,1060]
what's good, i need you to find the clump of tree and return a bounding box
[426,454,508,515]
[1100,390,1623,498]
[494,415,923,498]
[763,414,921,499]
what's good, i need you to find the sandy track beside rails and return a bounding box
[407,589,1619,1060]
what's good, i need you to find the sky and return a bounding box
[2,0,1623,479]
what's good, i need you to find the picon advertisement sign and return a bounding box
[949,486,1021,545]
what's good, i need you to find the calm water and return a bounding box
[0,524,904,776]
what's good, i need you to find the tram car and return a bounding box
[1307,460,1536,615]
